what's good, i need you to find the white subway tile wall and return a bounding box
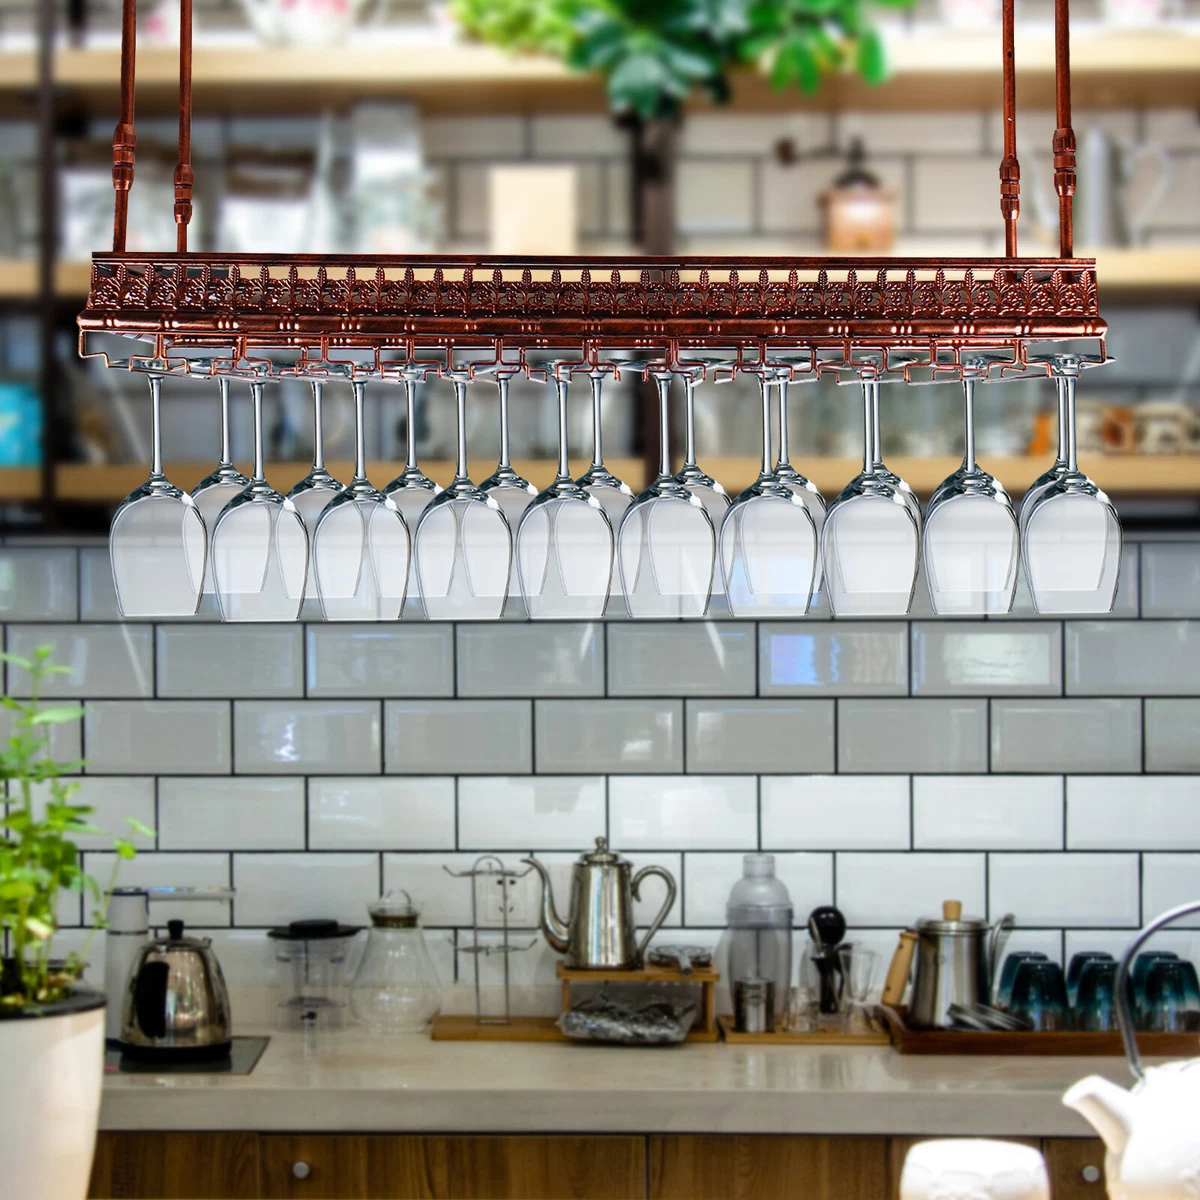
[15,539,1200,978]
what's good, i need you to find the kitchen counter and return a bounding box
[99,1029,1129,1138]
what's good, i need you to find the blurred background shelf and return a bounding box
[3,455,1189,506]
[2,31,1199,113]
[0,259,92,299]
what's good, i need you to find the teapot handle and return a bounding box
[1117,899,1200,1082]
[632,865,678,965]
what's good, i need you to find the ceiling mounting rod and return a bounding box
[999,0,1020,258]
[1054,0,1077,258]
[111,0,137,253]
[175,0,195,254]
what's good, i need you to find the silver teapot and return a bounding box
[119,919,232,1061]
[523,838,676,970]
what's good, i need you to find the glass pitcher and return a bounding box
[349,892,441,1034]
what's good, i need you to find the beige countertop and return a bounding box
[99,1028,1131,1138]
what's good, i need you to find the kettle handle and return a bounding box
[1117,899,1200,1083]
[987,912,1015,1000]
[632,865,678,964]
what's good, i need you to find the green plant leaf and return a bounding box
[30,705,87,726]
[24,916,53,939]
[125,817,156,838]
[855,26,886,83]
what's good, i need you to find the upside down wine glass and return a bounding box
[479,370,537,606]
[577,369,634,527]
[1022,356,1122,613]
[383,374,442,614]
[211,381,309,622]
[516,374,614,619]
[719,371,818,617]
[769,371,827,590]
[110,375,207,618]
[191,378,249,595]
[312,381,410,621]
[922,369,1019,615]
[821,381,920,616]
[674,369,730,607]
[414,373,511,620]
[618,371,715,618]
[287,381,344,605]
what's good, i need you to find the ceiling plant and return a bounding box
[0,646,150,1200]
[450,0,913,252]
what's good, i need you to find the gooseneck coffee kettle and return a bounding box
[523,838,676,969]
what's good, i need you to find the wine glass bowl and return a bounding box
[922,368,1019,615]
[312,380,410,621]
[110,376,207,619]
[211,380,309,622]
[617,369,715,619]
[414,372,512,621]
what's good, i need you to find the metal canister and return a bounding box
[733,977,776,1033]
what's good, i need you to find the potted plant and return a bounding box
[0,646,149,1200]
[449,0,912,254]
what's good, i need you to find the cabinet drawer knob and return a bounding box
[292,1161,311,1180]
[1080,1165,1102,1184]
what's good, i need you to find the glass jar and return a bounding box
[349,892,441,1034]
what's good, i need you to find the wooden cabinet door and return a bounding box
[649,1135,887,1200]
[1043,1139,1108,1200]
[260,1134,646,1200]
[89,1132,261,1199]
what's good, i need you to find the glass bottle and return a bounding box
[349,892,441,1034]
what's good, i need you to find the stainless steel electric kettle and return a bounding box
[523,838,677,970]
[119,919,232,1061]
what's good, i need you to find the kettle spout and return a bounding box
[1063,1075,1135,1158]
[521,856,569,954]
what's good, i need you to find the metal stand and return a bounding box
[442,855,535,1026]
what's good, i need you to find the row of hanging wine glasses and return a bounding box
[108,353,1121,623]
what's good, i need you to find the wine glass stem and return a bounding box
[311,382,325,472]
[250,382,265,483]
[1064,375,1078,473]
[1055,375,1070,466]
[590,373,604,469]
[759,377,772,478]
[870,381,883,468]
[454,380,469,483]
[861,382,877,477]
[149,376,164,479]
[778,381,791,467]
[556,379,570,482]
[683,379,698,469]
[962,379,977,472]
[218,378,232,467]
[405,380,419,471]
[352,382,367,483]
[656,376,671,481]
[497,378,511,470]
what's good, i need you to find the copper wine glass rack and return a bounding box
[78,0,1105,385]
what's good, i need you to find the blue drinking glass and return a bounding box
[995,951,1048,1011]
[1142,959,1200,1033]
[1073,960,1119,1032]
[1131,950,1180,1023]
[1009,960,1069,1031]
[1066,951,1114,1007]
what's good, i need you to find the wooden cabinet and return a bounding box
[649,1135,888,1200]
[89,1132,261,1199]
[1043,1139,1108,1200]
[258,1135,646,1200]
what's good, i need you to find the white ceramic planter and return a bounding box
[0,992,105,1200]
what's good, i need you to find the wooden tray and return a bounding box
[880,1005,1200,1056]
[717,1015,890,1046]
